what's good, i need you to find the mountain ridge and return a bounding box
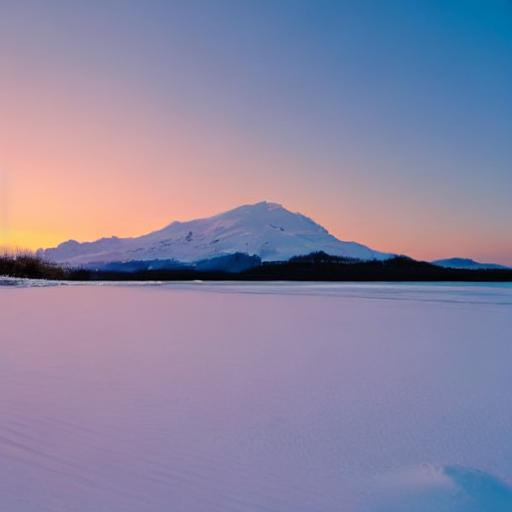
[38,201,391,266]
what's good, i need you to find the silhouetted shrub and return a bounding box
[0,251,67,279]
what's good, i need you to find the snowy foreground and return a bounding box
[1,281,511,511]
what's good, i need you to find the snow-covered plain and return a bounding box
[1,281,511,511]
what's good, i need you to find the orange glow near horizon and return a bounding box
[2,92,511,264]
[1,89,511,265]
[4,178,512,266]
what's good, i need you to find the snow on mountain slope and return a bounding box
[38,201,391,266]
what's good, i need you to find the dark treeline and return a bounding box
[2,252,512,282]
[0,253,69,280]
[244,253,512,281]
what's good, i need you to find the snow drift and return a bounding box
[363,464,512,512]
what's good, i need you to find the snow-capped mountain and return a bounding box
[38,201,391,266]
[432,257,509,270]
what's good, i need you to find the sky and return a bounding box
[0,0,511,264]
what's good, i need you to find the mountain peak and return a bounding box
[219,200,285,215]
[251,200,283,210]
[39,202,391,266]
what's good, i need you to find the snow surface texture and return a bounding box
[38,201,389,265]
[1,282,511,511]
[364,464,512,511]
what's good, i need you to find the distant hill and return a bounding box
[96,253,261,274]
[432,257,510,270]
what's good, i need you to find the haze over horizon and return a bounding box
[1,1,511,264]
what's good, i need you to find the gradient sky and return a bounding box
[1,0,511,263]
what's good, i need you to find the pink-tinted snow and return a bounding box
[1,282,511,511]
